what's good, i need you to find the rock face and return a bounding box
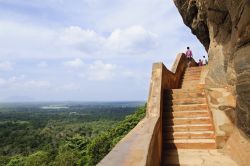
[174,0,250,136]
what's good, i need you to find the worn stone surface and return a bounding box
[174,0,250,137]
[163,149,237,166]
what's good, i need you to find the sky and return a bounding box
[0,0,207,102]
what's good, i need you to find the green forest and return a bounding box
[0,102,146,166]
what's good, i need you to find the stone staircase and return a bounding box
[161,67,219,166]
[163,67,216,150]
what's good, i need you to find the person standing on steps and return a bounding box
[198,59,203,66]
[185,47,193,60]
[202,56,208,65]
[185,47,193,67]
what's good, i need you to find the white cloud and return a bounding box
[59,25,157,55]
[105,26,157,54]
[0,61,13,71]
[0,75,51,89]
[0,78,6,86]
[23,80,51,89]
[87,60,116,81]
[57,83,80,91]
[0,20,158,60]
[63,58,84,68]
[0,20,58,59]
[4,75,26,86]
[37,61,48,68]
[60,26,105,53]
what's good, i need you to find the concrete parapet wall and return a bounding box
[97,117,159,166]
[98,53,197,166]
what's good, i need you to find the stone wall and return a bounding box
[173,0,250,137]
[98,54,196,166]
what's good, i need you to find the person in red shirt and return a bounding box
[185,47,193,60]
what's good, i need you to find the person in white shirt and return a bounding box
[202,56,208,65]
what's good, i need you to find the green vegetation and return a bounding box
[0,102,146,166]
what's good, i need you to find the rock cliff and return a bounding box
[174,0,250,136]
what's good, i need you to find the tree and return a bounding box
[6,155,25,166]
[0,156,10,166]
[54,145,80,166]
[25,151,48,166]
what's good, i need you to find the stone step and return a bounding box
[182,77,200,82]
[165,117,211,125]
[182,82,200,86]
[171,88,204,93]
[182,81,200,84]
[162,149,238,166]
[185,71,202,74]
[164,139,216,149]
[187,66,202,68]
[183,76,201,80]
[182,76,201,79]
[185,70,202,73]
[182,79,200,83]
[172,104,208,111]
[185,69,202,73]
[186,67,202,71]
[163,110,209,118]
[163,149,220,156]
[181,84,201,88]
[183,77,201,80]
[181,82,200,86]
[164,131,215,139]
[171,98,207,105]
[181,80,200,83]
[170,92,205,98]
[181,84,204,89]
[184,72,201,75]
[183,75,200,77]
[181,86,202,90]
[184,73,201,76]
[164,124,214,132]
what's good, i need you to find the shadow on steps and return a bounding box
[162,90,180,166]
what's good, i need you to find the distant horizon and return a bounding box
[0,100,146,104]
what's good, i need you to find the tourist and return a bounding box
[198,59,203,66]
[185,47,193,60]
[202,56,208,65]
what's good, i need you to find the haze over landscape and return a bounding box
[0,0,206,101]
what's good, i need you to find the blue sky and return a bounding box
[0,0,206,102]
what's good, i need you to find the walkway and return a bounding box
[162,149,237,166]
